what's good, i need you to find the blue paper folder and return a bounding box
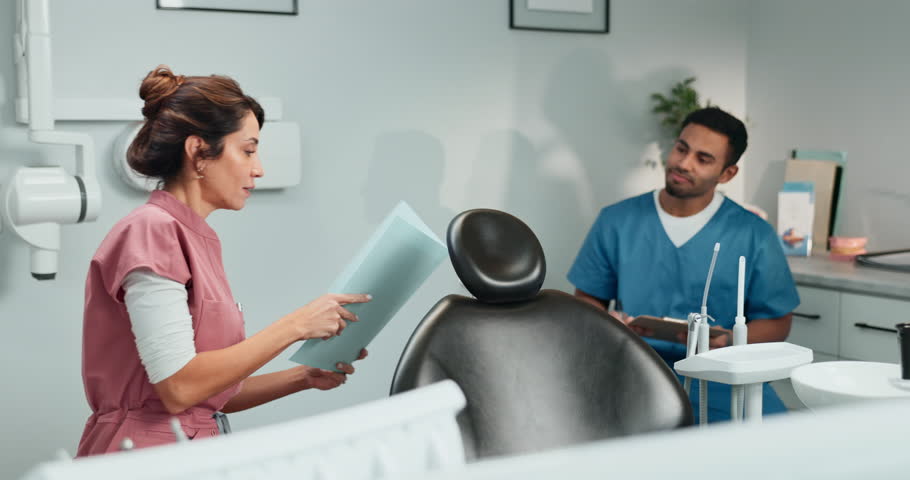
[289,202,447,371]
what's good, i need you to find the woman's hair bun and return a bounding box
[139,65,186,119]
[128,64,264,185]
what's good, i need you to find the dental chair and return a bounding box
[390,209,693,461]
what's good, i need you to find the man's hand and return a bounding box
[708,329,733,348]
[675,328,732,348]
[607,310,655,337]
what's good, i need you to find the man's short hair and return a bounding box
[680,107,748,167]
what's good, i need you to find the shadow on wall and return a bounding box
[471,129,586,292]
[361,130,454,239]
[358,127,465,313]
[754,155,789,227]
[861,187,910,250]
[0,69,6,109]
[356,129,462,395]
[508,48,695,289]
[541,49,696,203]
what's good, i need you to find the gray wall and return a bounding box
[746,0,910,249]
[0,1,746,477]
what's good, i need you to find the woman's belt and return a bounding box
[93,405,217,429]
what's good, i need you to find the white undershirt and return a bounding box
[653,189,724,247]
[123,268,196,384]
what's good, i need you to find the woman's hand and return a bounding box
[283,293,371,341]
[304,348,369,390]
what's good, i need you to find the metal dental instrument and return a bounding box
[683,242,720,426]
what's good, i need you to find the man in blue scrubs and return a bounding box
[568,107,800,423]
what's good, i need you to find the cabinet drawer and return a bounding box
[812,352,839,363]
[788,286,839,356]
[839,293,908,363]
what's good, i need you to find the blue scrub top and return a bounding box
[568,192,800,422]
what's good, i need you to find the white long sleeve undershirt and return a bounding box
[122,268,197,384]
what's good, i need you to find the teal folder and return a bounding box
[289,201,447,371]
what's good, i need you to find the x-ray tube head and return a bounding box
[30,245,58,280]
[1,166,96,280]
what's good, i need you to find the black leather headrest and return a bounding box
[447,209,546,303]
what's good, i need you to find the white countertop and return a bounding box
[787,255,910,300]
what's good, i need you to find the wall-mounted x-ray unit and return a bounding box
[4,0,301,280]
[4,0,101,280]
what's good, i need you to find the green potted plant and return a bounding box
[622,79,706,197]
[650,76,708,147]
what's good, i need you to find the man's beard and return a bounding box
[665,171,715,199]
[665,182,701,198]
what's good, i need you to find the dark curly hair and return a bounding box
[680,107,748,167]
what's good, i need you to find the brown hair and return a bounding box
[127,65,265,185]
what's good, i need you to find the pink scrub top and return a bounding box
[77,190,245,456]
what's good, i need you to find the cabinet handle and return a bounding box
[793,312,821,320]
[853,322,898,334]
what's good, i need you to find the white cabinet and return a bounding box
[790,285,908,362]
[789,286,840,358]
[839,293,906,363]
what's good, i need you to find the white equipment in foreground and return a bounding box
[675,341,812,422]
[677,252,812,423]
[411,399,910,480]
[791,360,910,409]
[21,380,466,480]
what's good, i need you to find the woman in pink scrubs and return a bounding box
[77,65,370,456]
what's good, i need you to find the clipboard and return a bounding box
[628,315,728,343]
[289,202,448,371]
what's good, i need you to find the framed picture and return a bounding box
[157,0,298,16]
[510,0,609,33]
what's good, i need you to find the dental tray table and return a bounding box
[675,342,813,385]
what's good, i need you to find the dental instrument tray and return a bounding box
[629,315,728,343]
[674,342,813,385]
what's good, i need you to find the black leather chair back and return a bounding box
[391,209,692,460]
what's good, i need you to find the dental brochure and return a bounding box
[777,181,815,256]
[289,201,448,371]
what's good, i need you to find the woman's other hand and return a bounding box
[303,348,368,390]
[283,294,371,341]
